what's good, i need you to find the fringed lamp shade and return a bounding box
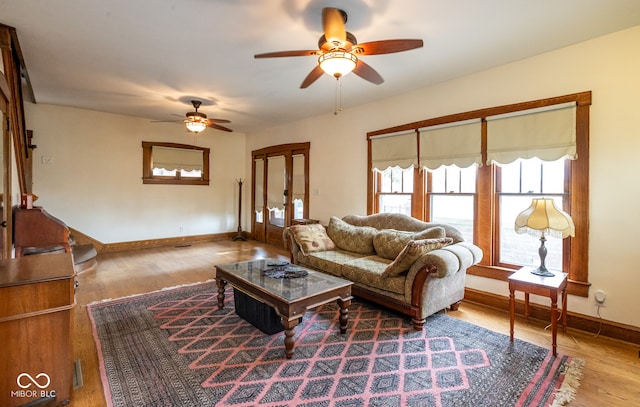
[514,198,575,276]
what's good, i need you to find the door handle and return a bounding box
[0,221,6,228]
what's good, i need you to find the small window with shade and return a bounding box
[142,141,210,185]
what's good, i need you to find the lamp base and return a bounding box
[530,267,555,277]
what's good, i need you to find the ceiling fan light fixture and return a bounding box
[185,116,207,133]
[318,51,357,78]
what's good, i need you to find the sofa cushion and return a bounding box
[373,227,446,260]
[383,237,454,277]
[341,256,405,295]
[288,224,335,255]
[326,216,377,255]
[300,250,368,277]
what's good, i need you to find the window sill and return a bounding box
[142,178,209,186]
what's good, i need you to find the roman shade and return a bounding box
[292,154,305,201]
[487,103,577,165]
[371,132,418,171]
[254,158,264,210]
[419,120,482,170]
[152,146,203,171]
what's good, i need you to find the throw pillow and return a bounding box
[373,227,446,260]
[383,237,453,277]
[326,216,377,255]
[288,224,335,256]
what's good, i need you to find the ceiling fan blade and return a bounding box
[300,65,324,88]
[353,60,384,85]
[207,122,233,132]
[352,39,424,55]
[150,119,183,123]
[254,50,319,58]
[322,8,346,47]
[207,118,231,124]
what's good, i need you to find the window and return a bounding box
[367,92,591,296]
[496,158,567,269]
[427,164,477,243]
[376,166,414,216]
[142,141,210,185]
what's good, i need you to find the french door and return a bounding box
[252,143,309,247]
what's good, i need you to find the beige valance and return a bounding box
[371,132,418,171]
[487,104,577,165]
[152,146,203,171]
[419,120,482,170]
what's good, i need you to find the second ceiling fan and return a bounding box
[254,7,423,88]
[153,100,233,133]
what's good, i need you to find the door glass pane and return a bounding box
[292,154,305,220]
[254,158,264,223]
[267,156,285,227]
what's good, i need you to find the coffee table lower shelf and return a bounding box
[215,259,353,359]
[233,288,285,335]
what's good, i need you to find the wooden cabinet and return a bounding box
[0,253,76,407]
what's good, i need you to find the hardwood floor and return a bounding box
[71,240,639,406]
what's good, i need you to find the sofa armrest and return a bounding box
[408,242,483,279]
[404,241,483,308]
[283,227,302,264]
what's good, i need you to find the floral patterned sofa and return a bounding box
[284,213,483,330]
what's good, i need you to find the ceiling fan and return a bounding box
[152,100,233,133]
[254,7,423,88]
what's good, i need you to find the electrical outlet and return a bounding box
[594,289,607,305]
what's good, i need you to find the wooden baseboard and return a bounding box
[464,288,640,345]
[69,227,105,252]
[98,232,236,253]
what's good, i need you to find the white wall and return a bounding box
[26,103,246,243]
[245,25,640,328]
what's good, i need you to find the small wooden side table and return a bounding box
[508,267,568,356]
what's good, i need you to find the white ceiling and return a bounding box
[2,0,640,134]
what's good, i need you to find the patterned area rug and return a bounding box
[88,281,583,406]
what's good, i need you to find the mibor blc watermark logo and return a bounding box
[10,372,56,399]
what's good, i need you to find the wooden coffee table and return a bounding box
[215,258,353,359]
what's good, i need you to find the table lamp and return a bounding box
[514,198,575,277]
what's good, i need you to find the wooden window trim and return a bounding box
[366,92,591,297]
[142,141,210,185]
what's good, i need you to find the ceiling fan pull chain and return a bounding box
[334,78,339,115]
[333,77,344,116]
